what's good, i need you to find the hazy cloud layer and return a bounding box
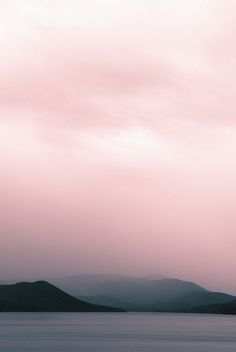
[1,0,236,293]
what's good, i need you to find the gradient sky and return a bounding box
[1,0,236,293]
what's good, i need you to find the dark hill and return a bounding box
[78,279,205,311]
[0,281,124,312]
[0,298,23,312]
[148,291,235,312]
[69,276,207,311]
[190,299,236,315]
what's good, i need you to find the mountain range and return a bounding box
[0,275,235,314]
[48,274,236,313]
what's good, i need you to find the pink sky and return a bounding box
[1,0,236,293]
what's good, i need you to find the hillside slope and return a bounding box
[190,299,236,315]
[0,281,125,312]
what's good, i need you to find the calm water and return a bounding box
[0,313,235,351]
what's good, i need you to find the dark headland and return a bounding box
[0,281,125,312]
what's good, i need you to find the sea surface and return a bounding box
[0,313,235,351]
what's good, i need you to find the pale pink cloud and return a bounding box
[1,0,235,131]
[1,1,236,293]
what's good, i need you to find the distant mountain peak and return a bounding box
[45,274,235,313]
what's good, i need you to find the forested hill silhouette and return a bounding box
[0,281,125,312]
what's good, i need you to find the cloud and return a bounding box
[1,1,236,292]
[1,0,236,135]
